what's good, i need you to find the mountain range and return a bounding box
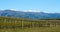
[0,9,60,19]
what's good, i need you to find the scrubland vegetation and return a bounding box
[0,16,60,32]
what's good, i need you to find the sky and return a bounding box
[0,0,60,13]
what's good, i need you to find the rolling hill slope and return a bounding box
[0,9,60,19]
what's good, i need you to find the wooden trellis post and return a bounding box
[22,20,23,29]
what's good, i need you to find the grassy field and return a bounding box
[0,27,60,32]
[0,16,60,32]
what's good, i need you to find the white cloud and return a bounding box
[9,9,19,11]
[10,9,16,10]
[23,10,40,12]
[8,9,40,12]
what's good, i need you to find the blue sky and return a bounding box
[0,0,60,13]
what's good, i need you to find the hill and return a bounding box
[0,9,60,19]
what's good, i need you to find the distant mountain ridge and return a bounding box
[0,9,60,19]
